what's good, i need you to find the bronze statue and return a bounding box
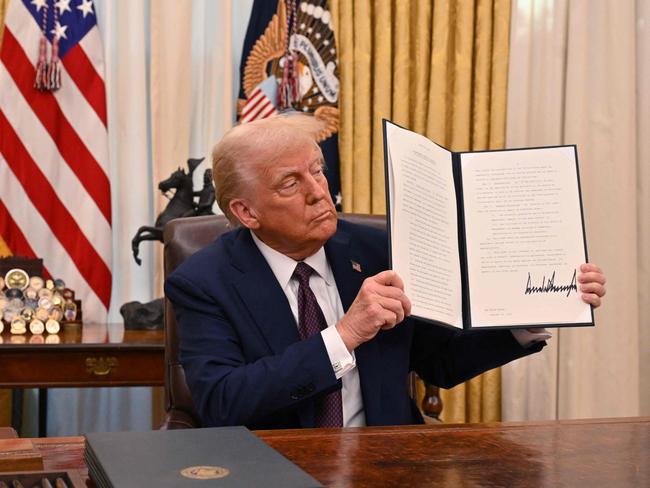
[131,158,214,265]
[124,158,215,330]
[194,168,216,216]
[120,298,164,330]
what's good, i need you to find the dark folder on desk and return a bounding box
[84,426,322,488]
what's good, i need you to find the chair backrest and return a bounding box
[161,213,387,429]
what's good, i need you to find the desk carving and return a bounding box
[85,357,118,376]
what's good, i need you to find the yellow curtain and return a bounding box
[0,0,8,49]
[331,0,511,422]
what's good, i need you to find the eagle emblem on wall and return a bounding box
[238,0,340,142]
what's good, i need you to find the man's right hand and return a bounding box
[336,270,412,352]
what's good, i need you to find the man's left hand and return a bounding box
[578,263,606,308]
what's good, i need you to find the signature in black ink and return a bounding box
[524,270,577,297]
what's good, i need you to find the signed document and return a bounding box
[383,120,593,329]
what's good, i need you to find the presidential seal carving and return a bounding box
[180,466,230,480]
[240,0,340,141]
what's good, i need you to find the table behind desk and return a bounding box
[29,417,650,487]
[0,322,164,436]
[0,323,164,388]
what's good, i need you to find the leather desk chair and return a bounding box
[161,213,441,429]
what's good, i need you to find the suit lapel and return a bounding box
[325,225,383,424]
[230,229,301,354]
[230,224,385,425]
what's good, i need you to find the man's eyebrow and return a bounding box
[273,169,299,182]
[312,156,327,170]
[275,157,325,178]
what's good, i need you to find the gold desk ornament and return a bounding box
[180,466,230,480]
[85,357,118,376]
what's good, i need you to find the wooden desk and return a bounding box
[0,323,164,388]
[27,417,650,487]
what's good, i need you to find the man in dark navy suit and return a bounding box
[165,115,606,430]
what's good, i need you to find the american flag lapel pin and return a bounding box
[351,261,362,273]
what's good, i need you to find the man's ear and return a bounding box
[229,198,260,229]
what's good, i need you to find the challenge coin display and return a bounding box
[0,267,82,335]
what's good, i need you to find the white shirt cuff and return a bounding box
[511,328,552,348]
[321,326,357,379]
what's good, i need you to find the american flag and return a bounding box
[240,75,278,123]
[0,0,111,320]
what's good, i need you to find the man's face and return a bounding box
[241,143,337,259]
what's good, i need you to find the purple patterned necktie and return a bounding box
[292,262,343,428]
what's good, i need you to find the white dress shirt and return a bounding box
[251,231,366,427]
[251,230,550,427]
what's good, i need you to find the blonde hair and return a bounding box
[212,113,326,225]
